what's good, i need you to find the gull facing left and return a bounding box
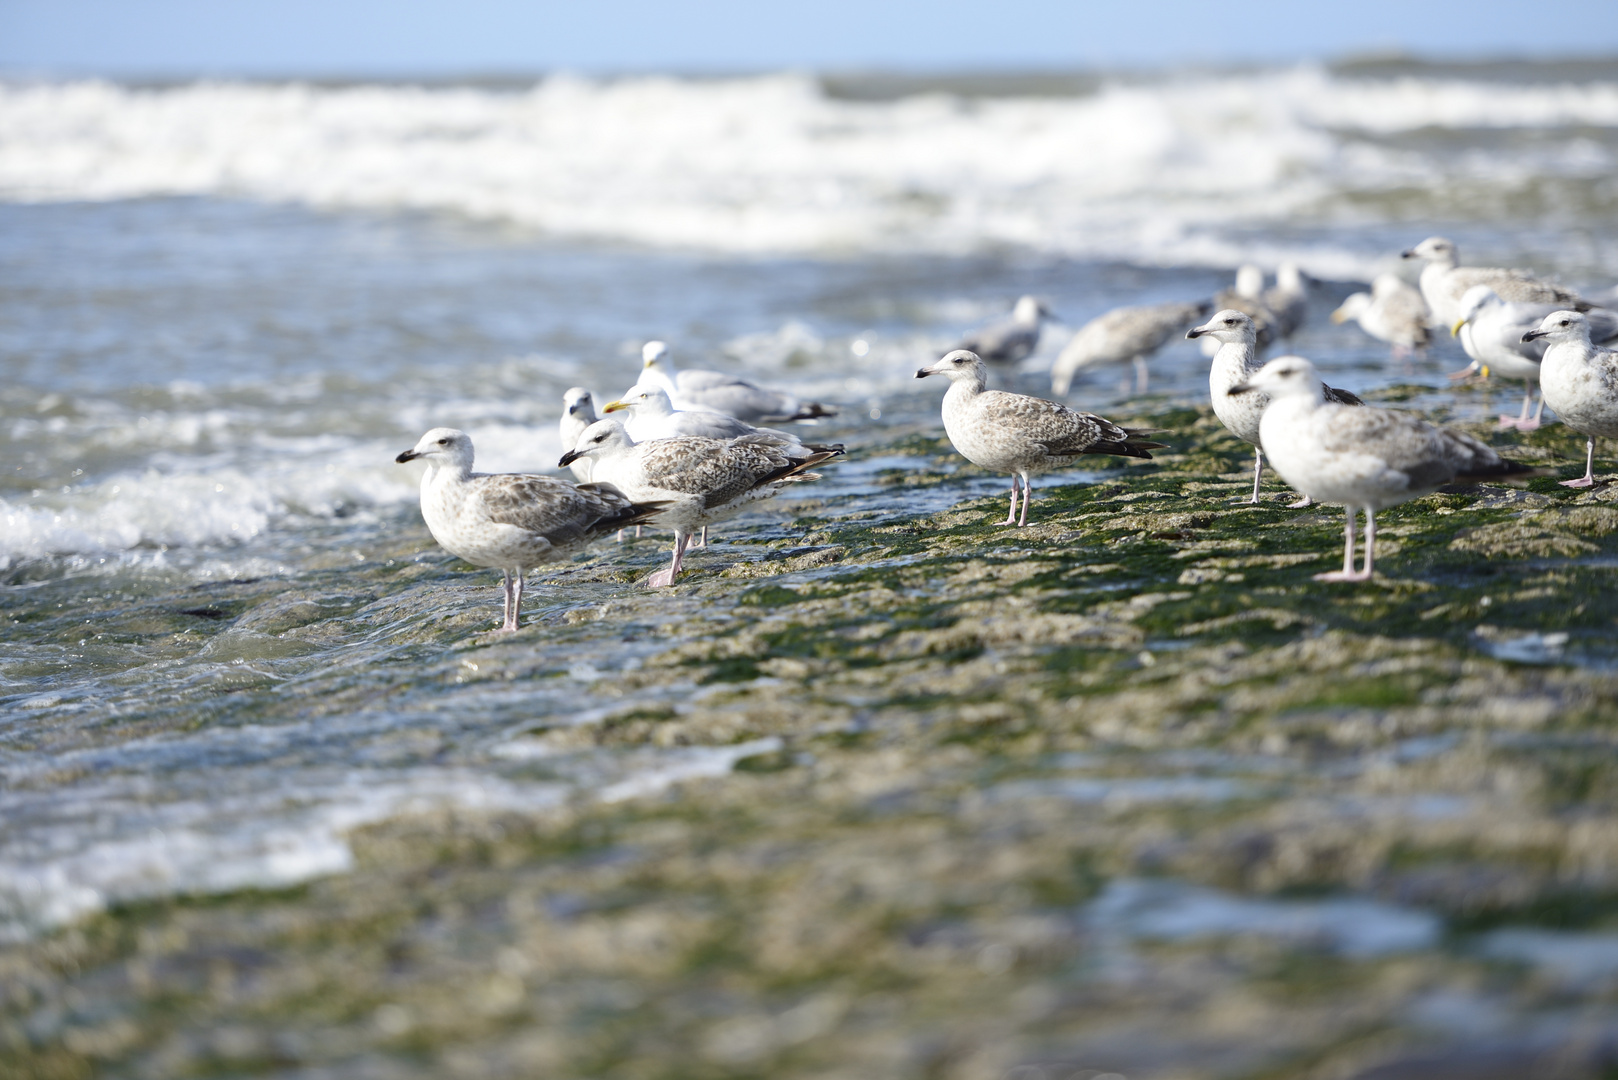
[396,428,665,632]
[1232,358,1534,581]
[916,349,1164,527]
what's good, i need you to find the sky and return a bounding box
[3,0,1617,77]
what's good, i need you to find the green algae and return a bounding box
[5,402,1618,1079]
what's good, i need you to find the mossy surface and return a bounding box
[5,403,1618,1079]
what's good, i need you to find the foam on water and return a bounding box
[4,68,1616,275]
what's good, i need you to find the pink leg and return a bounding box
[1002,475,1021,525]
[1287,493,1313,508]
[1133,356,1149,394]
[648,532,691,588]
[496,570,520,633]
[1250,449,1263,504]
[1315,507,1375,582]
[1561,438,1597,488]
[1500,381,1536,431]
[1017,473,1032,526]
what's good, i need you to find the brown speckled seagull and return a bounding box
[397,427,664,633]
[916,349,1164,527]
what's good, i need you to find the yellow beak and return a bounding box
[1330,309,1347,324]
[1450,318,1466,337]
[602,400,630,413]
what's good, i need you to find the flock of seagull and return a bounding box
[396,237,1618,630]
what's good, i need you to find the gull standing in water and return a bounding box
[955,295,1058,366]
[1263,263,1312,343]
[396,428,664,632]
[1451,287,1618,432]
[1331,274,1431,357]
[560,421,841,587]
[1051,300,1210,395]
[601,385,844,546]
[1401,236,1584,327]
[1524,311,1618,488]
[1187,310,1363,505]
[1232,358,1535,580]
[916,350,1164,527]
[638,341,836,423]
[559,388,599,482]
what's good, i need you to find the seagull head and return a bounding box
[559,418,635,469]
[1401,236,1457,266]
[562,387,597,422]
[1331,292,1371,325]
[1275,262,1310,293]
[1522,310,1591,345]
[1013,295,1056,325]
[1229,356,1324,401]
[916,349,987,384]
[1234,265,1265,299]
[603,384,677,417]
[1453,285,1502,336]
[1186,309,1258,345]
[397,427,474,469]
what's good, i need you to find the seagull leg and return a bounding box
[1361,511,1376,579]
[1250,449,1263,504]
[648,531,690,588]
[504,572,525,633]
[1561,438,1598,488]
[1133,356,1149,394]
[1314,506,1360,582]
[696,526,708,548]
[1287,493,1314,508]
[1500,382,1535,430]
[1447,361,1480,381]
[1018,473,1032,527]
[495,569,518,633]
[1002,475,1021,525]
[1530,392,1546,429]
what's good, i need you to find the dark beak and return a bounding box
[1400,249,1416,259]
[558,449,582,467]
[1185,327,1206,340]
[1521,328,1548,343]
[395,450,419,463]
[1228,382,1255,395]
[915,368,932,378]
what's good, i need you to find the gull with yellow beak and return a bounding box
[637,341,836,423]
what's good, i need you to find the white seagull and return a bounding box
[916,349,1164,527]
[560,421,841,587]
[954,295,1057,365]
[1401,236,1584,328]
[1187,309,1362,504]
[559,388,599,482]
[1051,300,1211,395]
[396,428,664,632]
[1231,358,1535,581]
[1331,274,1431,357]
[638,341,836,423]
[1524,310,1618,488]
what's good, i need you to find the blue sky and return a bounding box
[4,0,1616,75]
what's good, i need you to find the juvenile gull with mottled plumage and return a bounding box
[1232,358,1536,580]
[916,349,1164,527]
[396,428,664,632]
[1051,300,1210,395]
[1188,309,1362,505]
[560,421,841,587]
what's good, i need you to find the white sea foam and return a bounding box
[3,69,1614,274]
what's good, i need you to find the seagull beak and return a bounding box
[1228,381,1255,395]
[1400,249,1417,259]
[395,449,420,463]
[1521,328,1548,343]
[601,400,630,413]
[1185,326,1207,339]
[558,449,582,468]
[1330,308,1348,324]
[1450,318,1467,337]
[915,367,934,378]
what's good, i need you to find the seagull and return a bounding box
[1231,357,1537,580]
[637,341,836,423]
[955,295,1057,365]
[1050,300,1211,395]
[1524,311,1618,488]
[1401,236,1584,328]
[916,349,1164,527]
[395,428,664,632]
[1187,309,1362,505]
[1331,274,1431,357]
[559,388,599,482]
[559,420,842,587]
[1263,263,1312,343]
[1201,265,1277,357]
[601,385,844,546]
[1452,287,1618,432]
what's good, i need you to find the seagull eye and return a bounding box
[437,438,448,445]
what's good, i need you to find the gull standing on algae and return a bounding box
[396,428,665,632]
[1524,310,1618,489]
[916,349,1164,527]
[561,421,841,587]
[1231,358,1536,581]
[1188,309,1363,505]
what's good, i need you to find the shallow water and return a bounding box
[4,63,1618,1078]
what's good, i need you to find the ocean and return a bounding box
[3,60,1618,1076]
